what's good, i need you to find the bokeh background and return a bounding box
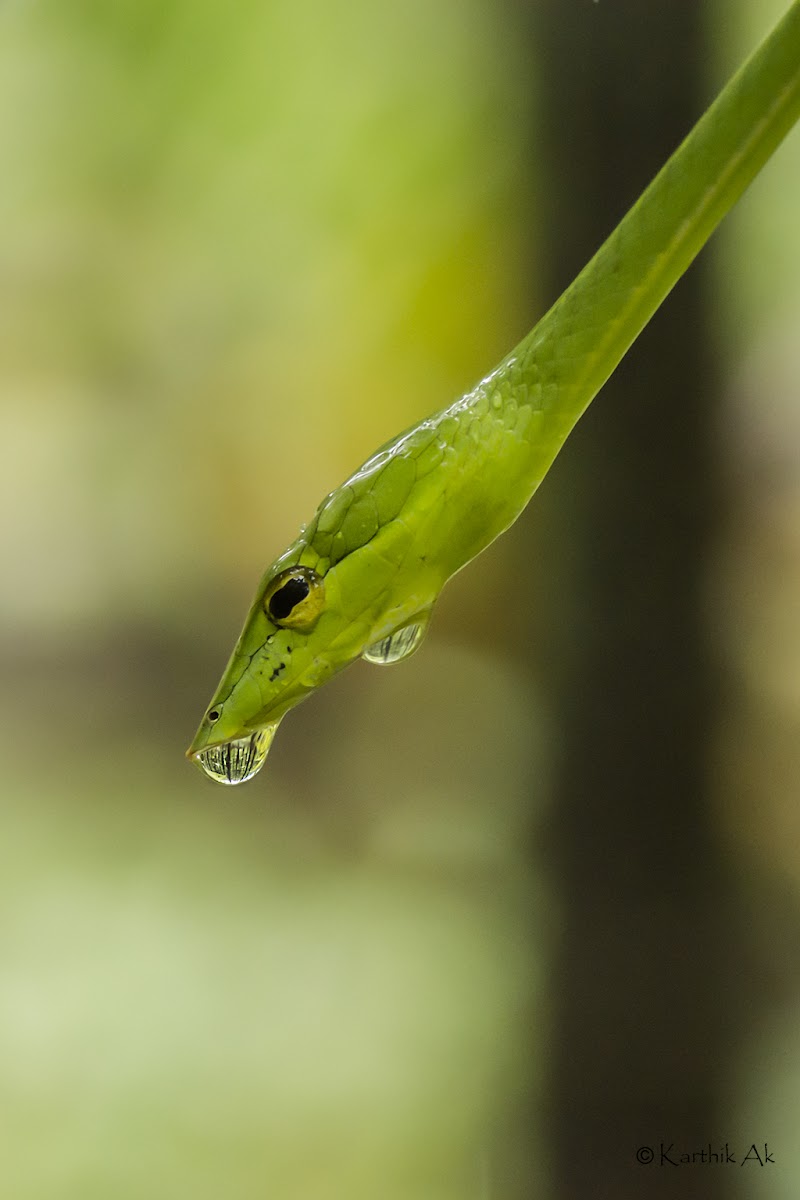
[1,0,799,1197]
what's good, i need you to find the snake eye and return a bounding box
[263,567,325,630]
[207,709,220,723]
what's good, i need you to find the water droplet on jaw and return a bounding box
[194,726,278,785]
[362,616,429,665]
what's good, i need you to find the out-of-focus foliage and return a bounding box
[0,0,533,632]
[708,6,800,1196]
[0,0,799,1197]
[0,1,544,1197]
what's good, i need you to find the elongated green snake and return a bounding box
[188,2,800,785]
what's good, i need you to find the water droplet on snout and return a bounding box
[194,725,277,785]
[362,616,429,665]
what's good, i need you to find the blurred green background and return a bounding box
[0,1,799,1197]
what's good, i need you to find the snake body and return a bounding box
[188,2,800,783]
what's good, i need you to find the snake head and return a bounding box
[186,552,365,784]
[186,538,437,785]
[187,428,451,785]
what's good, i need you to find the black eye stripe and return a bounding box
[268,575,310,621]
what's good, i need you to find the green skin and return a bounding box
[188,0,800,781]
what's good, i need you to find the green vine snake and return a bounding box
[188,1,800,785]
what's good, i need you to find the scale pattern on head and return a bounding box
[296,419,448,574]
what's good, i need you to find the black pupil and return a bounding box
[208,709,220,722]
[268,575,310,621]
